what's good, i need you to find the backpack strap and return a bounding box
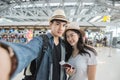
[34,34,50,79]
[23,34,49,79]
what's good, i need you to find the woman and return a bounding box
[64,22,97,80]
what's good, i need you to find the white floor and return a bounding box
[12,47,120,80]
[96,47,120,80]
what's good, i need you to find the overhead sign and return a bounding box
[102,15,110,22]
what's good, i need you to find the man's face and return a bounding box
[50,20,67,37]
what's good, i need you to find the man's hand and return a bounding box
[0,43,17,80]
[0,47,11,80]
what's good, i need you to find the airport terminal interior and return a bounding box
[0,0,120,80]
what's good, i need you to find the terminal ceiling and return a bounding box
[0,0,120,28]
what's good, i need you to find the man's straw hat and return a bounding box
[49,9,69,23]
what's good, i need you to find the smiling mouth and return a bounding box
[69,41,74,44]
[58,32,63,34]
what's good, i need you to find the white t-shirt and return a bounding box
[68,50,97,80]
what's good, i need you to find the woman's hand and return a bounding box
[65,67,76,76]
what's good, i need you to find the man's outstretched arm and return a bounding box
[0,36,43,80]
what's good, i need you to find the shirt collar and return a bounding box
[46,32,53,39]
[47,32,63,43]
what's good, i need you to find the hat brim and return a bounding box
[49,18,69,23]
[66,27,80,30]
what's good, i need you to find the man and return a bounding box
[0,9,69,80]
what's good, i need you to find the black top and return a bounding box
[52,42,61,80]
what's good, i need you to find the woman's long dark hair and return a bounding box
[64,29,97,61]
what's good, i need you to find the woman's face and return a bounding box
[66,30,79,46]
